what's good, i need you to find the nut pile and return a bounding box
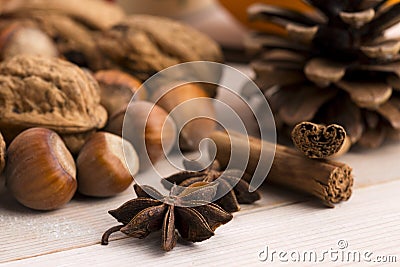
[0,0,223,211]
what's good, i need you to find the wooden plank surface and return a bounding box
[2,179,400,267]
[0,140,400,266]
[0,158,304,263]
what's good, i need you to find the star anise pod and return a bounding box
[162,160,261,213]
[101,182,232,252]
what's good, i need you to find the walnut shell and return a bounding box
[0,0,125,30]
[0,55,107,148]
[29,13,102,69]
[0,13,107,69]
[98,15,223,81]
[0,131,5,175]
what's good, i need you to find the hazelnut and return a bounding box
[5,128,77,211]
[77,132,138,197]
[94,70,146,116]
[106,101,177,170]
[0,23,58,60]
[61,130,95,155]
[151,82,216,151]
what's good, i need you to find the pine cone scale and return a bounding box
[248,1,400,148]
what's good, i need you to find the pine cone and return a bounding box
[248,1,400,149]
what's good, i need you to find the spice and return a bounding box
[162,160,260,213]
[210,131,353,207]
[291,122,349,159]
[248,1,400,148]
[102,183,232,251]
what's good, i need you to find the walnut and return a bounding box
[0,0,125,30]
[0,0,126,69]
[0,12,110,69]
[0,131,5,175]
[97,15,224,80]
[26,12,106,69]
[0,55,107,153]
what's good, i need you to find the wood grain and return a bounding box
[2,180,400,267]
[0,87,399,267]
[0,154,302,263]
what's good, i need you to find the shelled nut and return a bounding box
[5,128,77,211]
[77,132,139,197]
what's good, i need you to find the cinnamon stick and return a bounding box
[291,122,350,159]
[209,131,353,207]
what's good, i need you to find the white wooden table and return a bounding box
[1,63,400,266]
[0,141,400,266]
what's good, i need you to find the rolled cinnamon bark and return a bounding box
[209,131,353,207]
[291,122,350,159]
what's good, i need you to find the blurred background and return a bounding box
[115,0,400,50]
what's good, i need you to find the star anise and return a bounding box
[101,182,232,251]
[162,160,261,213]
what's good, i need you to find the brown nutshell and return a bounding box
[94,69,145,116]
[0,0,125,31]
[0,131,5,175]
[77,132,138,197]
[25,12,106,69]
[152,83,216,151]
[97,15,223,80]
[106,101,177,170]
[5,128,77,211]
[0,22,58,60]
[0,55,107,151]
